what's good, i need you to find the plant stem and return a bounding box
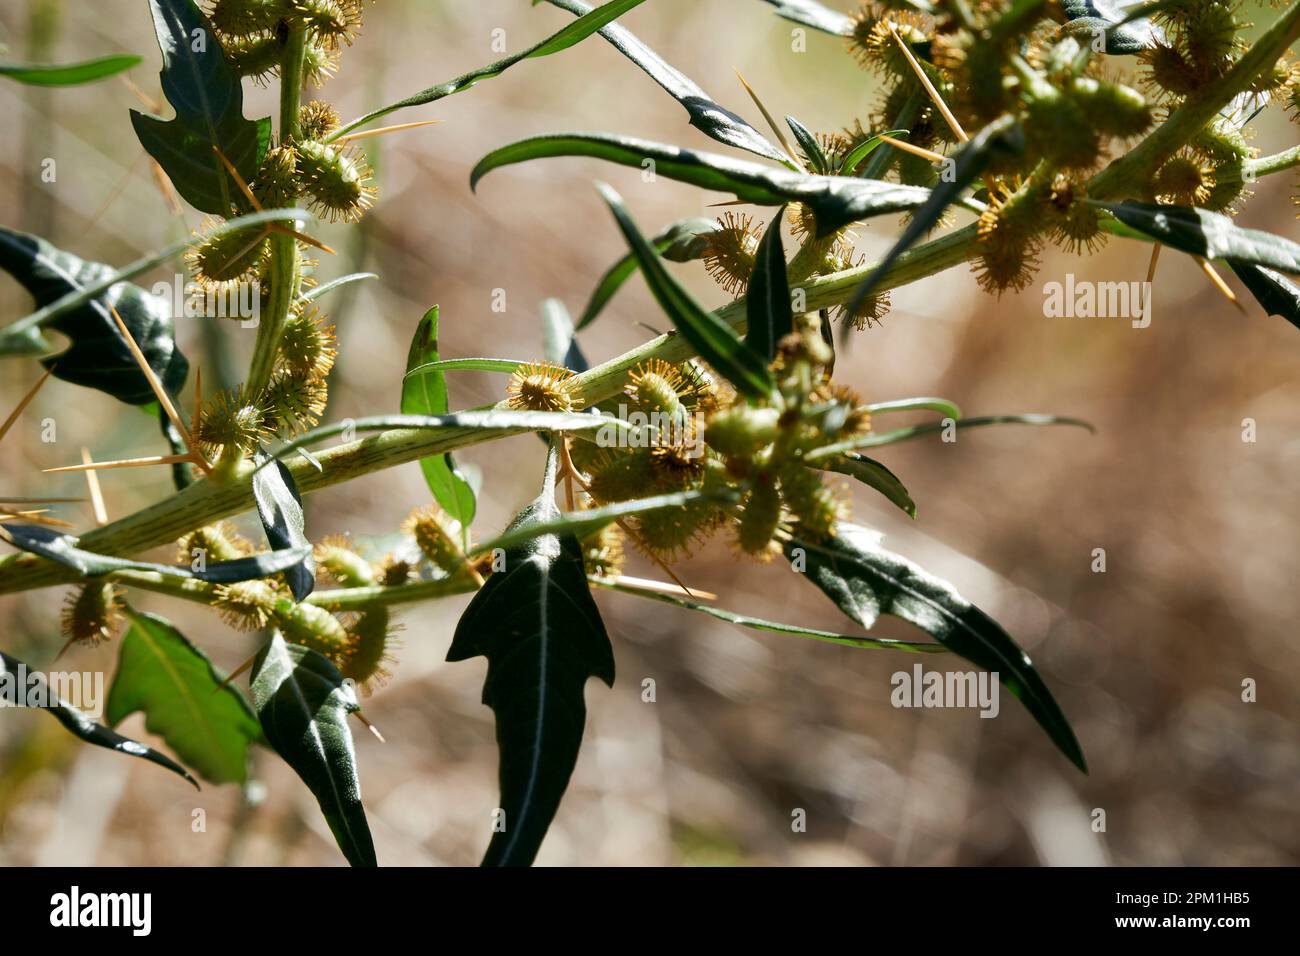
[0,224,981,597]
[245,26,308,400]
[1247,145,1300,180]
[1087,1,1300,200]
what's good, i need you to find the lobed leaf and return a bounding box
[107,608,262,785]
[447,445,614,866]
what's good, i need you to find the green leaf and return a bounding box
[541,298,588,373]
[250,633,376,867]
[756,0,856,35]
[593,577,945,653]
[1229,262,1300,330]
[469,488,724,557]
[1,650,197,788]
[866,396,963,419]
[1,521,312,582]
[786,522,1086,772]
[745,207,793,362]
[0,209,308,357]
[846,116,1024,313]
[259,410,638,469]
[1060,0,1162,55]
[597,183,776,400]
[447,445,614,866]
[785,115,828,173]
[106,608,261,785]
[252,457,315,601]
[0,225,189,406]
[401,306,478,534]
[540,0,789,163]
[839,129,908,176]
[815,454,916,518]
[329,0,647,140]
[0,54,142,86]
[808,413,1095,457]
[404,357,526,376]
[577,217,719,330]
[130,0,272,214]
[472,133,931,236]
[1098,201,1300,274]
[301,272,378,304]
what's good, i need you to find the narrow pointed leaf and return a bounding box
[1098,201,1300,273]
[756,0,856,35]
[578,217,720,330]
[1060,0,1163,55]
[1229,262,1300,330]
[815,454,916,518]
[472,133,931,235]
[1,650,198,788]
[541,298,589,373]
[598,183,775,400]
[1,522,311,582]
[250,634,376,867]
[807,413,1095,457]
[106,608,261,784]
[786,522,1086,772]
[401,306,477,531]
[847,116,1024,313]
[593,577,945,653]
[745,207,793,362]
[786,115,828,173]
[130,0,271,214]
[839,129,908,176]
[447,446,614,866]
[252,457,315,601]
[329,0,647,140]
[301,272,379,304]
[0,225,188,405]
[0,54,142,86]
[541,0,789,163]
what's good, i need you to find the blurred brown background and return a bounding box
[0,0,1296,866]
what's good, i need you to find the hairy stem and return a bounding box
[245,26,308,399]
[1087,2,1300,200]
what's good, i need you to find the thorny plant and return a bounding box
[0,0,1298,866]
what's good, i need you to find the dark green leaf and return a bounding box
[577,217,719,330]
[541,0,789,163]
[472,133,931,236]
[0,225,188,405]
[846,116,1023,314]
[401,306,478,533]
[1060,0,1162,55]
[815,454,916,518]
[839,129,907,176]
[1098,201,1300,274]
[593,577,945,653]
[756,0,855,35]
[541,298,588,373]
[0,650,197,788]
[1,521,311,582]
[252,457,315,601]
[1229,262,1300,330]
[329,0,647,140]
[745,207,793,362]
[250,634,376,867]
[447,445,614,866]
[786,522,1086,772]
[598,183,776,400]
[130,0,271,214]
[106,608,261,784]
[785,115,828,173]
[0,54,142,86]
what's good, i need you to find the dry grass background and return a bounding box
[0,0,1297,866]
